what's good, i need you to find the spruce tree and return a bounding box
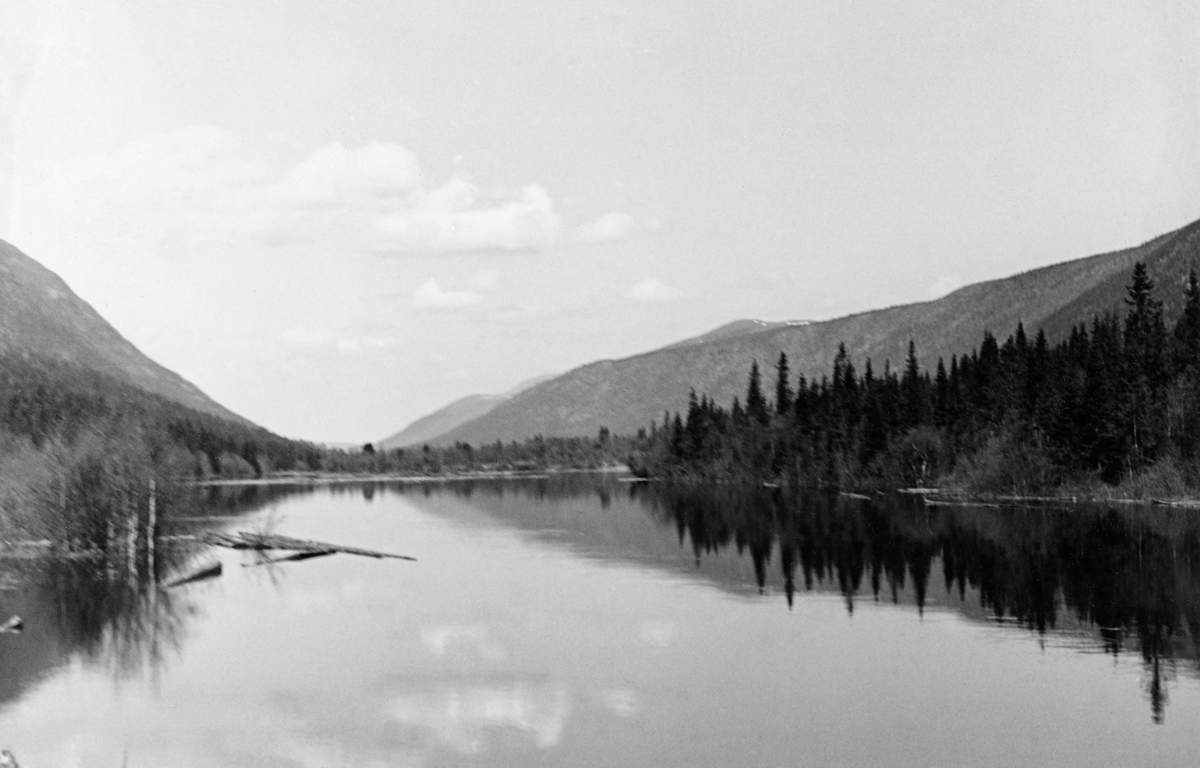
[861,370,889,465]
[947,355,961,434]
[731,396,745,428]
[1173,267,1200,372]
[934,358,948,426]
[1085,314,1126,477]
[685,389,703,459]
[670,412,685,457]
[746,359,769,426]
[775,352,793,414]
[1122,262,1168,468]
[901,339,924,428]
[1027,329,1049,418]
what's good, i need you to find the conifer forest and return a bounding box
[635,263,1200,494]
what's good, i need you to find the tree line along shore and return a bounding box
[628,263,1200,500]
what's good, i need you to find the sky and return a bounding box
[1,0,1199,443]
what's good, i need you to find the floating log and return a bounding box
[839,492,871,500]
[898,487,940,495]
[0,615,23,634]
[923,498,1002,508]
[243,549,337,567]
[165,560,223,588]
[201,531,416,561]
[1151,498,1200,508]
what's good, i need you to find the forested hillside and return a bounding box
[0,241,336,547]
[0,346,328,549]
[433,219,1200,446]
[634,262,1200,495]
[0,241,246,422]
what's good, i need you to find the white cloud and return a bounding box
[575,211,635,242]
[927,275,963,298]
[412,279,482,310]
[276,142,422,206]
[371,181,560,254]
[599,689,640,718]
[627,277,679,302]
[51,126,562,259]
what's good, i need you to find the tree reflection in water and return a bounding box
[6,475,1197,725]
[35,554,195,679]
[634,484,1200,724]
[400,475,1200,723]
[0,481,308,697]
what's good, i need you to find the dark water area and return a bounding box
[1,475,1199,765]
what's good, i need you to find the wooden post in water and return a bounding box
[59,470,67,554]
[126,495,137,586]
[146,478,156,583]
[106,516,116,581]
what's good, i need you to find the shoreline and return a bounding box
[195,468,1200,508]
[193,464,632,487]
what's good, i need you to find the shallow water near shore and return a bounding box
[1,476,1199,766]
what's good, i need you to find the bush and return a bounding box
[943,425,1061,496]
[871,426,951,487]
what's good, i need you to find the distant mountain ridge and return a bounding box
[0,240,246,424]
[421,217,1200,445]
[379,394,507,450]
[661,319,809,350]
[379,373,557,449]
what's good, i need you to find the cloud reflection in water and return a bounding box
[389,682,570,753]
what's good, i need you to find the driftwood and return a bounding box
[839,492,871,500]
[1151,498,1200,508]
[201,531,416,561]
[166,560,223,588]
[923,498,1002,508]
[243,549,337,567]
[898,487,941,495]
[0,615,22,634]
[991,494,1079,504]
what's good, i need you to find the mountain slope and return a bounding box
[432,217,1200,445]
[661,319,808,350]
[378,372,559,449]
[0,240,245,423]
[379,394,507,450]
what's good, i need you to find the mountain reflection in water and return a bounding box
[388,476,1200,724]
[2,474,1199,731]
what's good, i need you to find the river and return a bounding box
[0,475,1198,766]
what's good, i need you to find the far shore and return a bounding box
[194,468,1200,508]
[193,464,632,487]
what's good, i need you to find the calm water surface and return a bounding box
[1,476,1199,766]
